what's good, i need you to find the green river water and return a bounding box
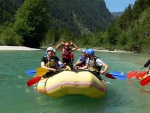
[0,50,150,113]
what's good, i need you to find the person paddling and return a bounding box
[41,47,60,78]
[86,48,109,81]
[143,59,150,77]
[144,59,150,68]
[56,41,78,70]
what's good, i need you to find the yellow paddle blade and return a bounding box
[36,68,49,76]
[66,66,71,70]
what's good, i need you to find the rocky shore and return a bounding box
[77,47,132,53]
[0,46,41,51]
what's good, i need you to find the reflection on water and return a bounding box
[138,87,150,94]
[126,79,150,94]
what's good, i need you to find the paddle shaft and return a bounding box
[139,67,144,71]
[78,68,127,80]
[77,68,116,79]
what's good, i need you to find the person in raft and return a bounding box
[143,59,150,76]
[56,41,78,70]
[73,49,88,70]
[144,59,150,69]
[85,48,109,81]
[53,49,71,70]
[41,47,64,78]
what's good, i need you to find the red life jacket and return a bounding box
[70,53,74,61]
[62,48,72,61]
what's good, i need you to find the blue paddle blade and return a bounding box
[26,70,36,76]
[109,71,126,80]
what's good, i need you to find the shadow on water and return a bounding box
[32,93,108,113]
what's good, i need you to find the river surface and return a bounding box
[0,50,150,113]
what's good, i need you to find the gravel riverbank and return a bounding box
[0,46,41,51]
[0,46,131,53]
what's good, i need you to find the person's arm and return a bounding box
[79,64,88,69]
[80,58,88,69]
[41,57,57,72]
[96,58,108,74]
[74,57,82,67]
[101,63,108,74]
[74,60,81,67]
[144,59,150,67]
[58,61,63,65]
[56,41,64,51]
[70,41,78,51]
[41,61,57,72]
[76,57,88,69]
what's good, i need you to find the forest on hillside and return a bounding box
[0,0,150,53]
[75,0,150,53]
[102,0,150,53]
[0,0,24,24]
[0,0,114,48]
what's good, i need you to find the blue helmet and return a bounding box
[82,49,87,53]
[86,48,94,55]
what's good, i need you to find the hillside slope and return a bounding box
[47,0,114,34]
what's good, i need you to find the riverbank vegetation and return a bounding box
[0,0,150,53]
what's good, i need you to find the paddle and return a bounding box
[109,71,126,80]
[27,76,42,87]
[77,68,126,80]
[139,68,150,86]
[140,76,150,86]
[27,68,66,87]
[127,67,144,79]
[27,66,71,76]
[26,68,49,76]
[136,71,147,80]
[27,68,49,87]
[104,73,116,79]
[26,69,36,76]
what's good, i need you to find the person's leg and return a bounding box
[43,71,56,78]
[89,71,102,81]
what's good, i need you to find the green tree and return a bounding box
[13,0,50,48]
[106,23,119,45]
[1,27,23,46]
[118,30,128,47]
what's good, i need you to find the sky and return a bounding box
[104,0,136,12]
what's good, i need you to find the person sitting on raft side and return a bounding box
[56,41,78,70]
[74,49,88,70]
[143,59,150,77]
[85,48,109,81]
[41,47,63,78]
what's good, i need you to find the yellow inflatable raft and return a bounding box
[37,71,107,98]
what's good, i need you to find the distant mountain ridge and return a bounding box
[111,12,124,17]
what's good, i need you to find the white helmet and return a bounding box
[47,47,54,51]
